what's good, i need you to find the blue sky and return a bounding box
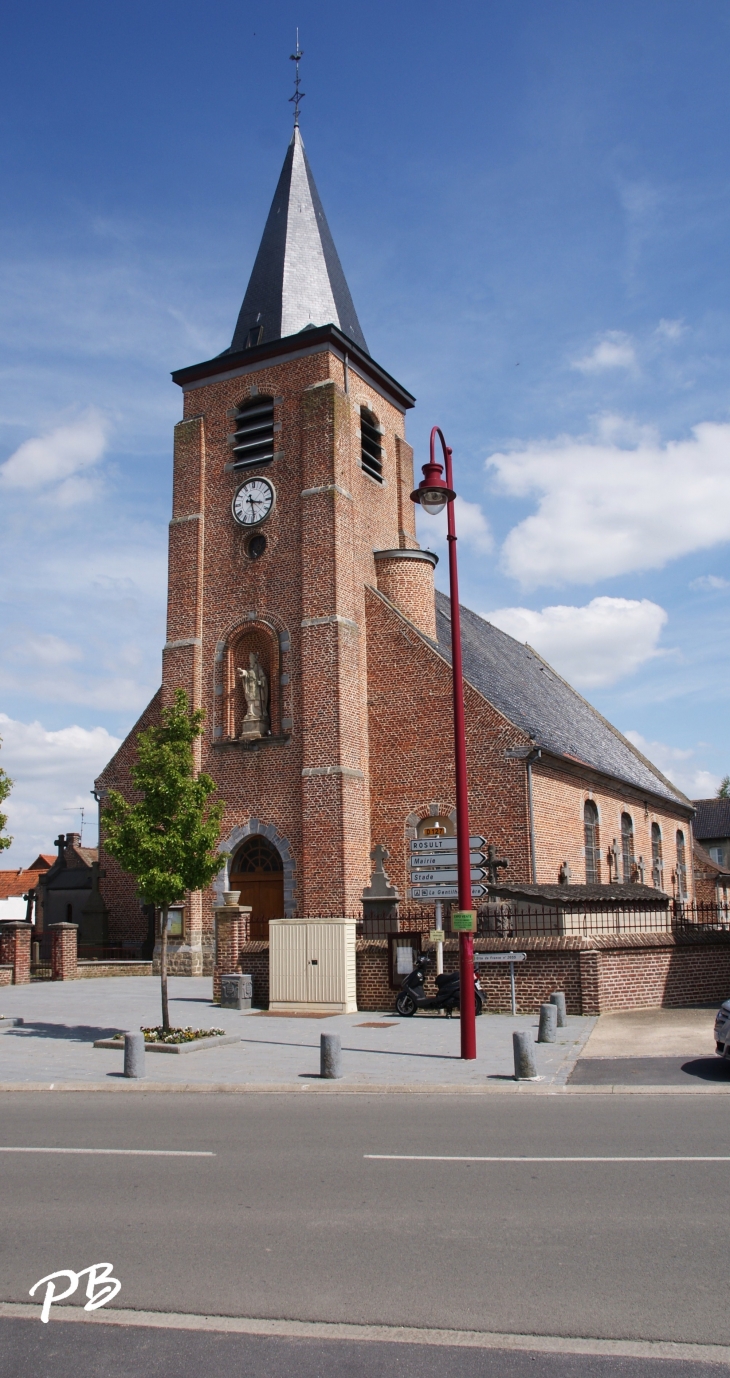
[2,0,730,862]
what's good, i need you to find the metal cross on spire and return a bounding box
[289,31,305,126]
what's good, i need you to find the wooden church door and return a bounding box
[229,837,284,940]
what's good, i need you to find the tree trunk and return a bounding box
[160,905,170,1031]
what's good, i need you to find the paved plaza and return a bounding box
[0,977,596,1090]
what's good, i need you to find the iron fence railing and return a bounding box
[286,901,730,940]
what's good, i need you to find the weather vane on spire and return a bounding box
[289,30,304,127]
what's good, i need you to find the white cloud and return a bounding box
[624,731,721,800]
[0,409,109,505]
[417,495,493,556]
[0,714,121,867]
[656,318,685,342]
[689,575,729,591]
[14,635,83,667]
[484,597,667,688]
[489,420,730,587]
[572,331,636,373]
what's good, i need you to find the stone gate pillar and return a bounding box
[49,923,78,981]
[0,922,32,985]
[213,905,251,1003]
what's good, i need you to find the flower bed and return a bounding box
[140,1026,225,1044]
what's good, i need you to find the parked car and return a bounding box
[714,1000,730,1053]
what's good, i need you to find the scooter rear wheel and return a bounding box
[396,991,417,1017]
[475,991,484,1016]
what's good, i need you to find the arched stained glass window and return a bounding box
[584,801,600,883]
[676,830,687,899]
[621,813,634,883]
[651,822,663,889]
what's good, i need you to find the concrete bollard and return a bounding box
[320,1032,343,1080]
[124,1031,146,1079]
[513,1030,538,1080]
[538,1003,557,1043]
[550,991,567,1027]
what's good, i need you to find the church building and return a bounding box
[95,122,694,974]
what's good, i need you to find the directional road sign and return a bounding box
[410,836,486,853]
[410,851,486,869]
[409,868,486,884]
[408,884,487,900]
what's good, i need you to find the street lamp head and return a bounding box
[410,459,456,517]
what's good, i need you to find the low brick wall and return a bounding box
[238,942,269,1007]
[77,961,153,979]
[356,932,730,1014]
[214,941,269,1006]
[211,930,730,1014]
[0,966,12,987]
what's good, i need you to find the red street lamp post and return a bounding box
[410,427,477,1061]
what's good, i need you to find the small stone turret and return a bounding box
[373,548,438,640]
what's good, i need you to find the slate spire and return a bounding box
[230,127,369,355]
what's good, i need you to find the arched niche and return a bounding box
[222,622,280,741]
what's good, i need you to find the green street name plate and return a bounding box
[451,910,477,933]
[429,929,445,942]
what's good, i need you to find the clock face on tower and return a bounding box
[232,477,276,528]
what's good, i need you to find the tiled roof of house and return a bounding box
[692,798,730,841]
[433,592,689,808]
[0,868,47,900]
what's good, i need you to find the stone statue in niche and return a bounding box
[237,652,270,740]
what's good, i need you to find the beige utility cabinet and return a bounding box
[269,917,357,1013]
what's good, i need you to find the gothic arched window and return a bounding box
[621,813,634,883]
[651,822,663,889]
[230,395,275,469]
[584,801,600,883]
[360,407,383,483]
[676,829,687,899]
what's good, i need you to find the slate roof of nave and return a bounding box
[228,127,368,355]
[433,591,689,809]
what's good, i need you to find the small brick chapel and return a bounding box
[95,122,695,979]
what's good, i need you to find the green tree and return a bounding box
[0,736,12,853]
[102,690,226,1030]
[718,777,730,799]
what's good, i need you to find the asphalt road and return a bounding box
[0,1317,724,1378]
[569,1057,730,1085]
[0,1093,728,1356]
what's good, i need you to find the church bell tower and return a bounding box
[162,120,429,935]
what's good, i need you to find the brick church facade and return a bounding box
[96,125,695,975]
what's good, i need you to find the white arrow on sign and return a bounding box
[410,851,486,869]
[473,952,527,964]
[410,836,486,853]
[409,868,486,884]
[408,884,487,899]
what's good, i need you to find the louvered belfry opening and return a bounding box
[231,396,275,469]
[360,407,384,483]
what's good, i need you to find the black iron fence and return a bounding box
[288,902,730,940]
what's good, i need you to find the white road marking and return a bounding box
[364,1154,730,1162]
[0,1147,214,1157]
